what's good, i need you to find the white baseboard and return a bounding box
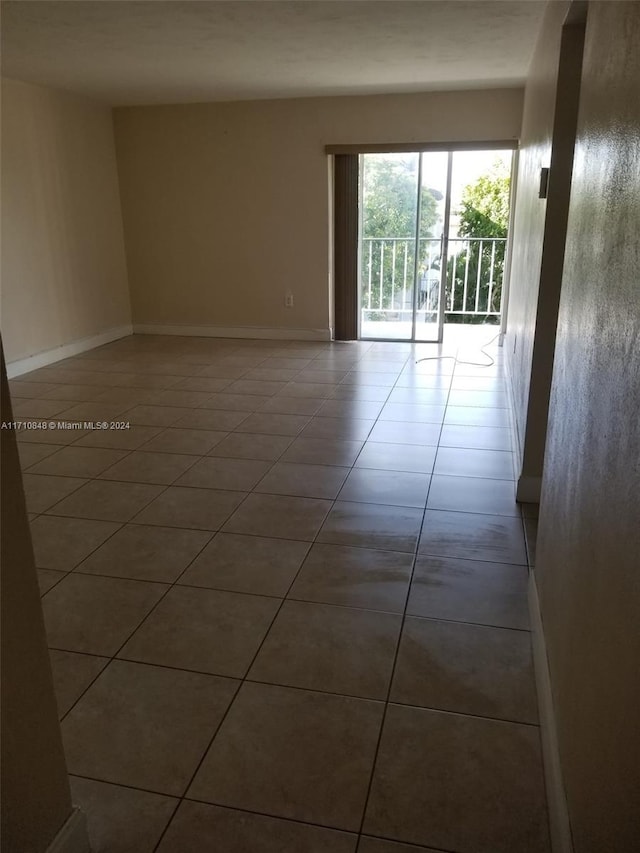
[46,807,91,853]
[529,571,573,853]
[517,475,542,503]
[6,325,133,378]
[132,323,333,342]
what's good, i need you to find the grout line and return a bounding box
[354,347,455,849]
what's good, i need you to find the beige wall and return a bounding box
[1,78,131,365]
[504,0,575,498]
[113,88,523,336]
[0,345,75,852]
[537,2,640,850]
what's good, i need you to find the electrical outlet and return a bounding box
[285,292,294,308]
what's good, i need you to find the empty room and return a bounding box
[1,2,638,853]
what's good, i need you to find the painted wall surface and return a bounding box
[0,347,74,852]
[0,79,131,363]
[504,0,570,493]
[113,88,523,335]
[537,2,640,850]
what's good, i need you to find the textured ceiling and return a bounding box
[1,1,546,105]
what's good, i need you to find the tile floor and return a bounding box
[11,331,549,853]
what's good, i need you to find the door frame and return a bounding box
[329,139,519,343]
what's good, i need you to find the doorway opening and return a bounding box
[358,148,514,343]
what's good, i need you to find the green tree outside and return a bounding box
[447,161,511,323]
[361,156,440,318]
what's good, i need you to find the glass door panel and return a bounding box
[414,151,451,343]
[359,153,419,341]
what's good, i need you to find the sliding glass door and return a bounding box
[359,151,451,342]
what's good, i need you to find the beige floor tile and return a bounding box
[30,515,121,570]
[78,524,211,583]
[43,573,167,655]
[280,381,335,399]
[317,400,385,420]
[75,424,164,450]
[22,474,87,513]
[227,379,287,396]
[188,682,384,830]
[238,367,299,382]
[37,568,66,595]
[259,396,324,415]
[98,451,197,485]
[56,401,130,421]
[48,480,164,522]
[70,776,177,853]
[235,412,310,436]
[223,493,331,541]
[121,405,192,427]
[407,555,529,629]
[254,461,349,499]
[447,389,508,408]
[300,417,375,441]
[157,801,356,853]
[434,446,515,480]
[261,357,313,370]
[339,468,430,508]
[249,600,401,699]
[12,398,74,418]
[391,617,538,723]
[364,705,549,853]
[149,389,214,408]
[439,424,513,451]
[318,502,423,553]
[62,660,238,795]
[198,365,250,380]
[180,533,309,596]
[176,456,272,491]
[209,432,293,461]
[355,442,437,474]
[133,486,245,530]
[331,386,391,402]
[367,422,441,447]
[289,543,412,612]
[27,446,129,478]
[282,437,364,467]
[444,405,510,428]
[419,509,527,565]
[171,376,233,392]
[387,388,451,405]
[44,384,107,402]
[18,442,63,469]
[173,408,250,431]
[427,475,518,516]
[297,369,350,384]
[16,422,89,445]
[49,650,109,717]
[379,403,446,424]
[139,427,228,455]
[358,838,440,853]
[120,586,279,676]
[9,379,61,398]
[200,392,271,412]
[92,387,158,407]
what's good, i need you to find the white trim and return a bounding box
[529,571,573,853]
[132,323,332,342]
[6,325,133,378]
[517,474,542,503]
[46,808,91,853]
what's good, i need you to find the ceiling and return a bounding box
[1,0,546,106]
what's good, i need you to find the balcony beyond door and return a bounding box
[358,149,513,343]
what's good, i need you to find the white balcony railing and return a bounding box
[361,236,507,320]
